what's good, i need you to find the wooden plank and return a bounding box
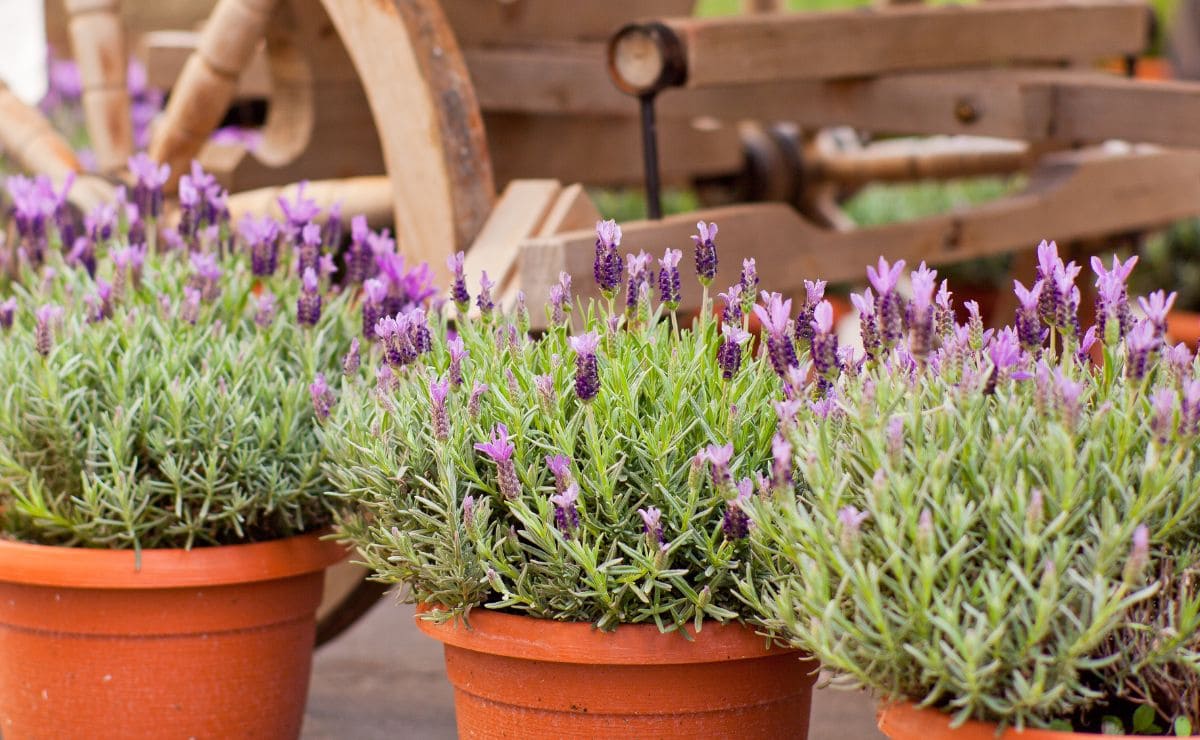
[464,179,562,300]
[486,113,742,188]
[537,183,603,237]
[441,0,695,47]
[141,29,272,98]
[634,0,1149,88]
[224,175,394,229]
[45,0,215,56]
[1024,77,1200,148]
[517,147,1200,320]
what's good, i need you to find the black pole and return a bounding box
[639,93,664,220]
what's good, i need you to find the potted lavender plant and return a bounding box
[741,242,1200,737]
[0,164,423,737]
[325,220,819,737]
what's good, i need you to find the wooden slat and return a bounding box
[224,175,393,228]
[1024,77,1200,148]
[517,147,1200,320]
[441,0,695,47]
[141,29,272,98]
[537,183,602,238]
[646,0,1149,88]
[464,179,563,299]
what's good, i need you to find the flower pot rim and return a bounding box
[877,699,1199,738]
[414,604,796,665]
[0,529,347,589]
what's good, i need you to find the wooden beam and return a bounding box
[517,147,1200,319]
[610,0,1149,91]
[441,0,695,47]
[64,0,134,174]
[141,29,272,98]
[464,179,563,301]
[1024,77,1200,149]
[224,175,394,228]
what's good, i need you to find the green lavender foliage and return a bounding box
[326,306,782,631]
[0,250,355,550]
[744,340,1200,730]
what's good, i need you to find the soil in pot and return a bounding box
[416,607,819,739]
[0,532,347,739]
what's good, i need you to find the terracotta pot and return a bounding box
[1167,310,1200,351]
[0,532,347,738]
[878,700,1197,739]
[415,607,819,739]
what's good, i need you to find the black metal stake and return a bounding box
[639,92,664,220]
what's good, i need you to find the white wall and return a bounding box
[0,0,47,104]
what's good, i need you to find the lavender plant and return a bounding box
[0,163,427,550]
[740,242,1200,732]
[326,221,787,631]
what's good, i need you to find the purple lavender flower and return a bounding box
[1054,369,1084,427]
[447,251,470,312]
[771,432,793,491]
[545,454,572,492]
[594,220,624,298]
[127,153,169,220]
[838,505,870,550]
[722,483,752,540]
[795,279,827,346]
[906,263,938,362]
[548,271,573,324]
[85,201,115,244]
[1092,254,1138,343]
[342,338,361,376]
[443,335,466,387]
[851,288,880,360]
[810,300,841,385]
[254,291,277,328]
[295,222,322,277]
[657,248,683,310]
[934,280,954,337]
[549,483,581,533]
[430,376,451,441]
[7,175,53,264]
[345,215,375,284]
[278,181,320,234]
[1013,279,1045,352]
[532,374,554,410]
[474,423,520,499]
[1035,241,1082,336]
[323,202,343,249]
[468,380,488,417]
[189,251,222,301]
[887,416,905,459]
[1180,379,1200,436]
[83,279,114,323]
[700,442,734,488]
[638,506,665,545]
[753,292,799,378]
[376,363,397,397]
[297,267,322,326]
[1078,325,1099,364]
[625,251,654,314]
[986,327,1022,393]
[310,373,334,420]
[1138,290,1177,339]
[476,271,495,317]
[691,221,719,286]
[739,258,759,315]
[1125,320,1159,380]
[569,331,601,402]
[717,324,751,379]
[866,257,906,350]
[0,298,16,330]
[239,215,280,277]
[719,285,744,326]
[462,494,477,527]
[34,304,63,356]
[362,278,387,340]
[1150,387,1176,444]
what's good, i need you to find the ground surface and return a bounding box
[304,599,885,739]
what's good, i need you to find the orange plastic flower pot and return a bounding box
[878,700,1199,739]
[415,607,819,739]
[0,532,347,739]
[1168,310,1200,351]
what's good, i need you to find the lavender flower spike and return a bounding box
[1013,279,1045,352]
[1180,379,1200,436]
[753,292,799,378]
[447,335,468,386]
[1124,524,1151,581]
[430,376,451,441]
[476,271,496,317]
[310,373,334,420]
[569,331,601,402]
[907,263,937,362]
[691,221,719,286]
[658,248,683,310]
[867,257,906,347]
[1092,254,1138,343]
[851,288,880,359]
[594,219,624,298]
[1125,320,1159,380]
[638,506,665,545]
[127,153,169,220]
[0,298,16,330]
[739,258,759,315]
[34,304,64,357]
[1138,290,1177,338]
[297,267,322,326]
[722,481,752,540]
[447,251,470,312]
[717,324,751,379]
[342,338,361,376]
[838,505,870,550]
[546,454,572,492]
[254,291,277,328]
[810,300,840,383]
[474,423,520,499]
[550,483,581,533]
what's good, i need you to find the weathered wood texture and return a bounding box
[441,0,695,46]
[642,0,1149,88]
[321,0,494,284]
[519,147,1200,319]
[64,0,134,174]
